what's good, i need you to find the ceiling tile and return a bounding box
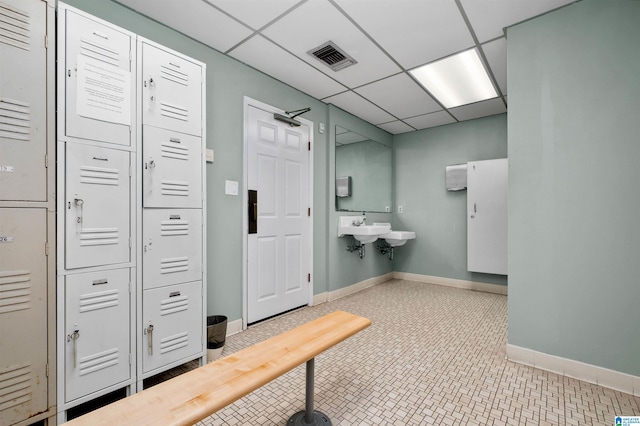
[335,0,475,69]
[355,73,442,119]
[262,0,401,88]
[449,98,507,121]
[460,0,575,42]
[377,121,415,135]
[481,37,507,95]
[205,0,303,30]
[324,92,396,125]
[230,35,347,100]
[116,0,252,52]
[404,111,456,130]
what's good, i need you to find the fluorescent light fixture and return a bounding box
[410,49,497,108]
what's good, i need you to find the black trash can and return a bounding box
[206,315,227,362]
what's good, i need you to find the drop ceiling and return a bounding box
[116,0,576,134]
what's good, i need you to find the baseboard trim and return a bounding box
[226,318,243,337]
[393,272,508,295]
[507,344,640,396]
[313,272,395,306]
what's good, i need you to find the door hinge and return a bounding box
[45,154,48,168]
[44,35,48,49]
[129,282,132,293]
[129,237,132,248]
[308,141,311,151]
[129,166,133,177]
[307,273,311,283]
[45,242,49,256]
[45,364,49,377]
[129,353,132,365]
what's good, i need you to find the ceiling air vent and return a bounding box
[307,41,357,72]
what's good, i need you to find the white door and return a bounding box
[141,43,202,136]
[142,208,202,290]
[0,208,48,425]
[65,144,130,269]
[247,104,310,324]
[63,10,134,146]
[64,268,131,402]
[0,0,48,202]
[467,158,508,275]
[142,125,202,208]
[142,281,203,374]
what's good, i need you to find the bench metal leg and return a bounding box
[287,358,331,426]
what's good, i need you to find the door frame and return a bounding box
[242,96,314,329]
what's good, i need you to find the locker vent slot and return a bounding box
[160,257,189,275]
[80,228,119,246]
[160,220,189,236]
[160,102,189,122]
[160,332,189,354]
[79,289,119,313]
[161,180,189,197]
[0,363,31,411]
[80,166,119,186]
[160,64,188,86]
[161,142,189,161]
[0,2,30,51]
[80,38,120,67]
[160,294,188,315]
[79,348,119,376]
[0,270,31,314]
[0,98,31,141]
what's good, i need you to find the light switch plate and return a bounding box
[206,149,214,163]
[225,180,238,196]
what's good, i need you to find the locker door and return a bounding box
[65,144,130,269]
[63,10,133,146]
[142,281,202,373]
[142,209,202,289]
[0,0,47,201]
[142,42,202,136]
[142,126,202,208]
[64,269,130,402]
[0,208,47,425]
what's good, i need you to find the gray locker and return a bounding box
[0,0,48,201]
[141,42,202,136]
[142,125,202,208]
[65,143,130,269]
[64,268,131,402]
[0,208,48,425]
[142,281,202,373]
[63,9,134,146]
[143,209,202,290]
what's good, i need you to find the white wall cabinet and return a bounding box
[56,4,206,421]
[467,158,508,275]
[0,0,56,424]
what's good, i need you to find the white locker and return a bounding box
[65,143,130,269]
[0,0,48,201]
[142,125,202,208]
[467,158,508,275]
[0,208,48,425]
[141,42,202,136]
[62,9,134,146]
[143,209,202,290]
[142,281,203,374]
[64,269,131,401]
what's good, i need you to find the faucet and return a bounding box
[352,214,366,227]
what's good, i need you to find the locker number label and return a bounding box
[0,165,14,173]
[0,236,14,243]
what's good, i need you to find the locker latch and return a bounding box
[67,329,80,368]
[144,324,154,356]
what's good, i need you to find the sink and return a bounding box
[380,230,416,247]
[338,216,391,244]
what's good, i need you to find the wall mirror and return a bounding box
[335,126,392,213]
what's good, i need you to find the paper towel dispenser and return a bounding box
[445,164,467,191]
[336,176,352,197]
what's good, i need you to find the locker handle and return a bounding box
[92,31,109,40]
[92,157,108,162]
[169,137,181,143]
[144,324,154,356]
[67,330,80,368]
[92,279,108,285]
[169,291,181,297]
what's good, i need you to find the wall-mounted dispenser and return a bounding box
[445,164,467,191]
[336,176,352,197]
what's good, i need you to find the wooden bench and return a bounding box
[66,310,371,426]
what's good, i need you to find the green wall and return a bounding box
[508,0,640,375]
[392,114,508,286]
